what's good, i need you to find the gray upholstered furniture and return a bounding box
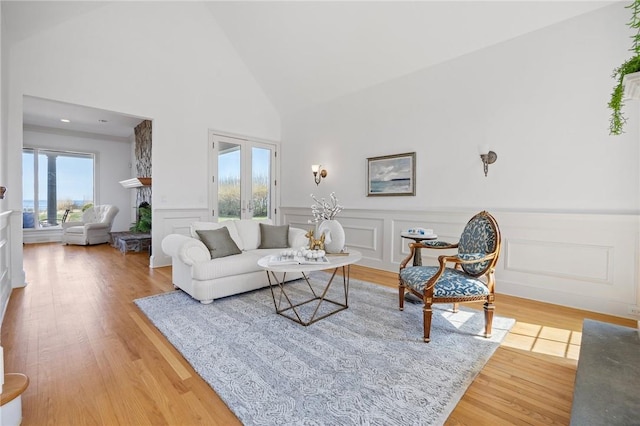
[162,219,308,304]
[62,205,120,246]
[399,211,502,342]
[570,319,640,425]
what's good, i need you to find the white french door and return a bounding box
[209,131,277,222]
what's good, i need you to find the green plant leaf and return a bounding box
[608,0,640,135]
[130,205,152,233]
[609,55,640,135]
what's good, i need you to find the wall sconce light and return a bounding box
[0,186,6,199]
[311,164,327,185]
[478,147,497,177]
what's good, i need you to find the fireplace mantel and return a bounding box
[119,177,151,189]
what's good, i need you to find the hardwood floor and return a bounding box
[3,243,636,425]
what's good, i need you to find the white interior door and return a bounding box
[209,132,277,222]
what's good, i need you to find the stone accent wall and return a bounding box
[134,120,152,207]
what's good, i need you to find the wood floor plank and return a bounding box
[2,242,636,425]
[129,311,192,380]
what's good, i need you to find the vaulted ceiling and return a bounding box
[3,1,615,135]
[205,1,614,117]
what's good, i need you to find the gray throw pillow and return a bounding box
[196,228,242,259]
[258,223,289,249]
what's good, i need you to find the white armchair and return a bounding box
[62,205,120,246]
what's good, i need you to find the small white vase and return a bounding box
[318,219,346,253]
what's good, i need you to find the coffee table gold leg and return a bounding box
[307,268,340,321]
[266,267,350,326]
[343,265,350,306]
[301,272,319,298]
[267,270,305,323]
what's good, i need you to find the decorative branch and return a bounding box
[309,192,343,223]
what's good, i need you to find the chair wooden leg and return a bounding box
[423,302,433,343]
[484,301,495,338]
[399,282,405,311]
[452,302,459,312]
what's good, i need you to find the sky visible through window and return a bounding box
[218,148,270,180]
[23,151,94,207]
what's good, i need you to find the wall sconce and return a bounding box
[0,186,5,199]
[478,146,497,177]
[311,164,327,185]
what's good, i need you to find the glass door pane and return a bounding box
[251,147,271,220]
[22,150,36,228]
[55,154,94,223]
[38,152,52,226]
[39,151,94,226]
[218,141,242,221]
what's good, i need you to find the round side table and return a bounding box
[400,232,438,266]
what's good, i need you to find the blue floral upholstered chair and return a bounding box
[399,211,502,342]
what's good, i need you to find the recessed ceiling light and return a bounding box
[60,118,70,123]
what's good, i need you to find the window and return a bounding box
[22,148,95,229]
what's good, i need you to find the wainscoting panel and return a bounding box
[494,212,639,318]
[23,228,62,244]
[339,218,382,261]
[0,211,5,394]
[279,207,640,319]
[0,211,11,323]
[344,224,377,252]
[151,208,209,268]
[504,239,613,284]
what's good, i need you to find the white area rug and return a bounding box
[135,272,515,425]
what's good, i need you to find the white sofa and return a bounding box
[161,219,308,304]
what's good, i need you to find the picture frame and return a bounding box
[366,152,416,197]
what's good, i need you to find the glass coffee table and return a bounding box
[257,250,362,326]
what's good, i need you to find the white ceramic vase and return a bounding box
[318,219,346,253]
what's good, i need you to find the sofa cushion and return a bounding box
[258,223,289,249]
[234,219,272,250]
[64,225,85,235]
[196,228,242,259]
[191,251,265,281]
[191,221,244,251]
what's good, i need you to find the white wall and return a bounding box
[281,3,639,214]
[22,126,133,235]
[0,0,6,204]
[5,2,280,265]
[279,4,640,318]
[0,2,6,394]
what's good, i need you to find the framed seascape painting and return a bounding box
[367,152,416,197]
